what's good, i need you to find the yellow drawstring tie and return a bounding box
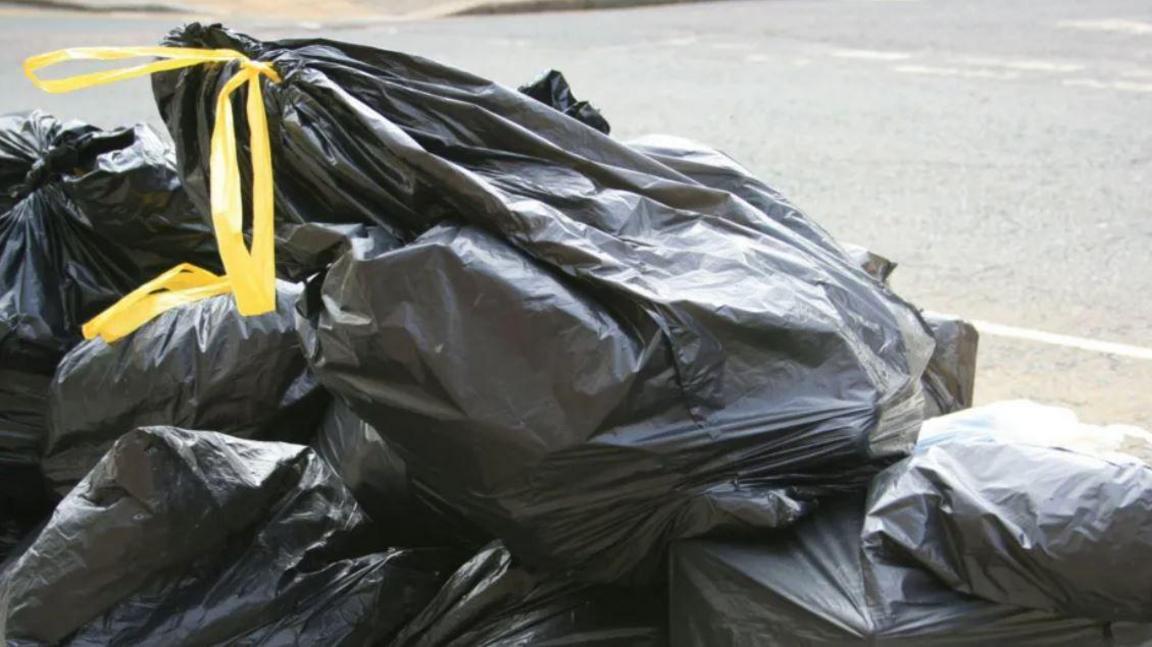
[24,46,281,342]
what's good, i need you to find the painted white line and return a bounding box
[1058,19,1152,35]
[1064,78,1152,93]
[892,64,1018,80]
[951,56,1085,73]
[972,320,1152,361]
[711,42,755,51]
[832,49,913,61]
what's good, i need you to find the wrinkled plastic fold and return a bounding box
[865,402,1152,622]
[391,541,665,646]
[671,495,1152,646]
[1,428,458,645]
[44,281,328,496]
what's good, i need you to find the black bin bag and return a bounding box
[390,541,665,646]
[0,110,216,555]
[43,281,328,496]
[864,401,1152,622]
[670,495,1152,646]
[627,135,979,419]
[0,427,459,645]
[158,24,934,582]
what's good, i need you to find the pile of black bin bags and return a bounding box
[0,110,219,557]
[1,22,1149,645]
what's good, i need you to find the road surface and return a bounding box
[1,0,1150,424]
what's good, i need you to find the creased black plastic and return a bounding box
[864,403,1152,622]
[0,110,217,557]
[43,282,328,495]
[670,495,1150,646]
[918,312,978,417]
[625,134,873,254]
[312,396,480,547]
[626,136,981,424]
[827,241,978,419]
[390,541,665,646]
[518,69,611,134]
[626,139,977,421]
[314,396,409,520]
[274,221,396,281]
[158,25,933,583]
[629,134,977,422]
[0,427,458,645]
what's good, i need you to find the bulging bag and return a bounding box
[864,402,1152,622]
[671,495,1149,646]
[155,23,933,583]
[44,282,328,495]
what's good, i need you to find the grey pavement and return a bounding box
[1,0,1150,424]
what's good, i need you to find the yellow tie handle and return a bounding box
[24,46,282,343]
[81,264,232,343]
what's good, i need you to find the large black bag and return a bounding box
[670,495,1152,646]
[158,24,933,582]
[863,402,1152,622]
[43,282,328,495]
[390,541,665,646]
[625,137,980,419]
[0,111,216,554]
[0,427,458,645]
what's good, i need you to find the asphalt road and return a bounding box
[1,0,1150,424]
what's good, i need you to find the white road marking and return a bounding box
[711,42,755,51]
[591,34,697,53]
[831,49,913,61]
[951,56,1085,73]
[972,320,1152,361]
[1058,19,1152,35]
[892,64,1018,80]
[1064,78,1152,93]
